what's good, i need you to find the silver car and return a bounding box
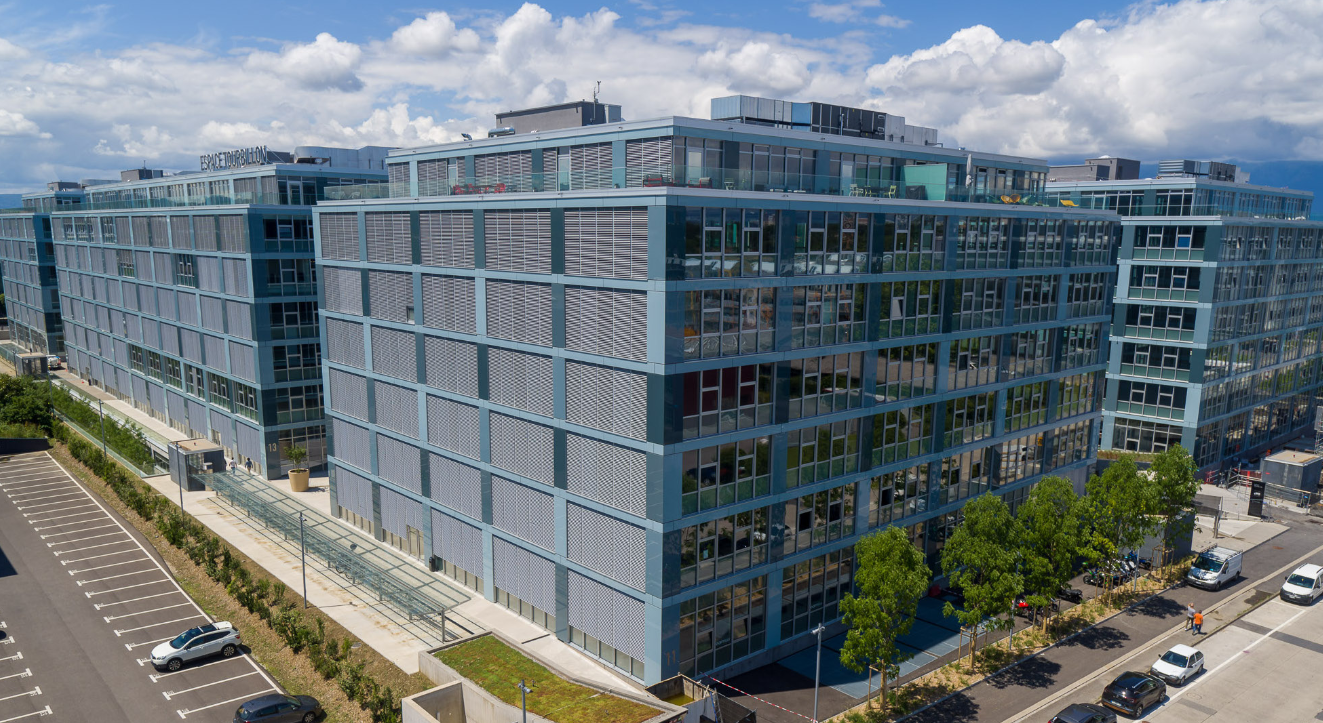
[150,622,241,671]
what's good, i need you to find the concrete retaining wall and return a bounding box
[0,438,50,455]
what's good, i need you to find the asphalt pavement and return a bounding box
[0,452,283,723]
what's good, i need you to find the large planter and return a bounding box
[289,468,310,492]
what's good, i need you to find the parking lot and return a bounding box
[0,452,283,722]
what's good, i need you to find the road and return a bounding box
[0,451,282,723]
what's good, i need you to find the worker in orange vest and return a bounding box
[1193,610,1204,635]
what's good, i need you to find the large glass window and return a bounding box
[1124,304,1196,342]
[174,254,197,288]
[875,214,944,272]
[939,445,994,505]
[676,576,767,679]
[999,433,1045,486]
[871,405,934,466]
[875,343,938,402]
[788,353,864,420]
[956,217,1011,269]
[783,483,856,556]
[683,288,776,359]
[1116,381,1186,421]
[274,385,324,424]
[682,364,775,440]
[679,507,771,588]
[944,393,995,447]
[1016,275,1059,324]
[878,280,942,338]
[273,343,322,382]
[233,381,259,421]
[786,419,861,487]
[684,208,778,279]
[780,548,854,639]
[951,277,1004,331]
[1005,381,1049,432]
[269,301,318,339]
[1057,372,1098,419]
[207,373,232,411]
[265,259,317,296]
[681,436,772,515]
[868,464,929,526]
[950,335,999,389]
[790,284,865,349]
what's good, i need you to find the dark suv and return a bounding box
[1101,671,1166,717]
[1050,703,1116,723]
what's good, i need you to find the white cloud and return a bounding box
[245,33,364,92]
[0,38,28,60]
[390,12,480,56]
[809,0,910,28]
[698,42,812,96]
[0,110,48,138]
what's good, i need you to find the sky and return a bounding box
[2,0,1323,196]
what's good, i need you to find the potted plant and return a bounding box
[286,444,310,492]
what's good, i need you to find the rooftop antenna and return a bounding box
[592,80,601,104]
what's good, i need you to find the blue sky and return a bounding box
[1,0,1322,197]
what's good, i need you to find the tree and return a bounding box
[286,444,309,470]
[1015,477,1084,630]
[839,526,930,715]
[940,493,1022,670]
[1082,456,1155,596]
[0,377,51,432]
[1149,444,1200,569]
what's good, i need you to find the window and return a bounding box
[1007,329,1056,379]
[875,214,944,272]
[173,254,197,288]
[875,343,938,402]
[129,345,145,373]
[878,280,942,338]
[1016,275,1059,324]
[233,381,259,421]
[868,464,929,526]
[146,351,163,381]
[1112,418,1180,455]
[1018,218,1064,267]
[117,249,136,278]
[1125,304,1197,342]
[792,211,869,275]
[1133,225,1206,260]
[999,433,1045,486]
[1129,265,1201,301]
[780,548,854,639]
[956,217,1011,269]
[1116,381,1187,420]
[940,446,994,505]
[950,336,999,389]
[683,288,776,359]
[679,507,771,588]
[184,364,205,398]
[265,259,316,296]
[783,483,856,556]
[951,278,1003,331]
[1005,382,1048,431]
[207,373,232,411]
[791,284,865,349]
[1068,272,1110,318]
[164,357,183,389]
[788,353,864,420]
[1057,372,1098,419]
[496,588,555,633]
[684,208,778,279]
[261,215,313,252]
[871,405,934,466]
[677,576,767,678]
[944,393,995,447]
[1120,343,1191,381]
[1155,189,1194,216]
[682,364,775,440]
[274,385,324,424]
[269,301,318,339]
[273,343,322,382]
[786,419,861,487]
[681,436,772,515]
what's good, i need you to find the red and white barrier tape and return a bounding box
[703,675,820,722]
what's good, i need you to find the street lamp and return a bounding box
[812,623,826,722]
[300,511,308,608]
[517,679,531,723]
[97,398,107,457]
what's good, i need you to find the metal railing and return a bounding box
[199,470,479,643]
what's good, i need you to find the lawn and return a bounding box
[436,635,659,723]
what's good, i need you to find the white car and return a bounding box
[1281,563,1323,605]
[1150,643,1204,686]
[149,621,241,671]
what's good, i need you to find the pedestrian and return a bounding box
[1193,610,1204,635]
[1186,602,1195,629]
[244,458,252,474]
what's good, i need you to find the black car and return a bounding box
[233,694,322,723]
[1050,702,1117,723]
[1101,671,1166,717]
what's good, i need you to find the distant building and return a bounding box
[1048,157,1141,182]
[495,101,623,135]
[710,95,940,146]
[1049,160,1323,475]
[1,201,62,357]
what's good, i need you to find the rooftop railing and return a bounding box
[70,188,386,212]
[320,165,1077,208]
[1047,198,1316,221]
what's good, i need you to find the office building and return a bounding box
[47,145,389,478]
[1049,161,1323,476]
[315,102,1120,685]
[0,192,65,356]
[710,95,939,146]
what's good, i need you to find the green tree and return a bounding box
[0,377,51,432]
[1015,477,1083,630]
[1149,444,1200,569]
[1082,456,1155,596]
[839,526,930,715]
[940,492,1022,670]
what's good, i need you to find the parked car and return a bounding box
[150,621,241,671]
[1187,546,1242,591]
[1101,671,1166,717]
[1280,563,1323,604]
[233,693,322,723]
[1149,644,1204,686]
[1049,702,1117,723]
[45,355,61,370]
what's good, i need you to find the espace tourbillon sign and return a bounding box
[199,146,275,172]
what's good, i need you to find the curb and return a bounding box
[888,527,1292,723]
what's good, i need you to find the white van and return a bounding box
[1280,564,1323,604]
[1187,546,1242,591]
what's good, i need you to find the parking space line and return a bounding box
[22,503,96,518]
[0,669,31,682]
[6,482,75,495]
[95,591,184,609]
[1,635,14,645]
[35,516,112,531]
[126,636,174,651]
[0,687,40,703]
[176,688,276,718]
[162,671,258,700]
[0,651,21,663]
[48,532,127,547]
[68,557,151,575]
[149,655,247,681]
[55,540,135,556]
[114,614,205,636]
[8,488,80,501]
[43,523,119,539]
[86,579,171,597]
[0,475,67,486]
[61,547,140,565]
[104,602,194,622]
[26,509,103,524]
[19,498,99,511]
[77,568,161,586]
[0,706,50,723]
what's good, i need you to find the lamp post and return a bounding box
[518,679,531,723]
[97,398,107,457]
[300,511,308,608]
[812,623,826,722]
